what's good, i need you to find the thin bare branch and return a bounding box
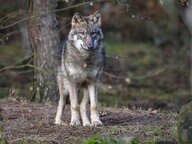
[0,0,110,30]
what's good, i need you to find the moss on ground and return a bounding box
[178,101,192,144]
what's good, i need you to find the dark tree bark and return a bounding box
[28,0,60,101]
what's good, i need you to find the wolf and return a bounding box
[55,11,105,127]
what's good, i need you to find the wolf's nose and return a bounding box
[87,42,94,49]
[88,46,94,49]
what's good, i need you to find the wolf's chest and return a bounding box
[62,48,103,82]
[66,64,99,82]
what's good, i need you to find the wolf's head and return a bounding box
[68,11,104,51]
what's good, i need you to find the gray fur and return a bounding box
[55,11,105,126]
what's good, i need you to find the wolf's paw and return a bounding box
[70,120,81,126]
[54,120,67,126]
[83,121,92,127]
[91,120,103,127]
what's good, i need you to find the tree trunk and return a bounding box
[28,0,60,102]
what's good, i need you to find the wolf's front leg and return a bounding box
[80,87,91,126]
[68,82,81,126]
[88,83,103,127]
[55,75,68,125]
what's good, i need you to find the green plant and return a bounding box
[82,136,139,144]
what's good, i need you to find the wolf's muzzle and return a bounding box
[87,46,94,50]
[81,42,94,51]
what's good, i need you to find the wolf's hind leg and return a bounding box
[80,87,91,126]
[55,74,68,125]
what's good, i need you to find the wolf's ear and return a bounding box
[71,12,84,27]
[89,11,101,26]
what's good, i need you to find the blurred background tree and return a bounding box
[28,0,59,102]
[0,0,191,110]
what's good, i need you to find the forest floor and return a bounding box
[0,98,178,144]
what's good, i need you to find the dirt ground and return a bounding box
[0,99,178,144]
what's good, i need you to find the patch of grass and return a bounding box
[99,94,121,107]
[105,41,162,72]
[107,42,163,79]
[0,40,23,65]
[105,41,161,65]
[144,142,158,144]
[144,141,176,144]
[0,88,8,98]
[81,136,139,144]
[106,126,122,135]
